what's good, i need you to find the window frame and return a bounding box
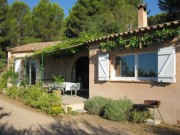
[113,53,136,81]
[111,51,158,82]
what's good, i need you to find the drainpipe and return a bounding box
[24,56,27,85]
[41,53,44,83]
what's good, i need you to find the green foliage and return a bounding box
[0,0,9,71]
[34,36,93,56]
[158,0,180,21]
[67,107,72,114]
[4,85,63,116]
[0,69,19,89]
[67,107,79,115]
[65,0,103,37]
[65,0,142,37]
[84,96,112,115]
[100,40,116,51]
[154,28,178,42]
[116,37,126,48]
[128,36,139,48]
[130,109,151,123]
[85,96,152,123]
[53,75,64,83]
[0,0,65,71]
[129,105,151,123]
[148,13,167,26]
[6,86,19,99]
[32,0,64,41]
[102,98,133,122]
[7,1,33,47]
[100,27,180,51]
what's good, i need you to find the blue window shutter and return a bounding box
[98,54,109,81]
[158,47,176,83]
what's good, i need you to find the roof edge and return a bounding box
[86,20,180,44]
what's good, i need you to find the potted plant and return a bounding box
[52,75,65,96]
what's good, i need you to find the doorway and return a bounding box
[72,57,89,95]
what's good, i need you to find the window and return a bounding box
[25,60,39,85]
[115,55,135,77]
[113,52,158,81]
[98,47,175,83]
[138,53,157,77]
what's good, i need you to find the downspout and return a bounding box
[41,53,44,83]
[24,56,27,85]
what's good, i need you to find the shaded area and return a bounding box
[0,113,11,120]
[141,124,180,135]
[0,115,180,135]
[75,57,89,90]
[0,107,11,120]
[0,98,180,135]
[0,122,34,135]
[0,119,126,135]
[36,119,122,135]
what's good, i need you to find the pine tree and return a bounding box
[158,0,180,21]
[32,0,64,42]
[65,0,142,37]
[7,1,33,47]
[86,0,142,36]
[65,0,103,37]
[0,0,9,71]
[148,12,167,25]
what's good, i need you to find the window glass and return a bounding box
[115,55,135,77]
[138,53,157,77]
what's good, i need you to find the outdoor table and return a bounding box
[47,82,78,96]
[63,82,76,95]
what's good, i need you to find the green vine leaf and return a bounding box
[33,26,180,55]
[128,36,139,48]
[100,40,116,51]
[99,26,180,51]
[116,37,127,49]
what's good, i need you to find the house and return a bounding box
[8,41,62,85]
[7,4,180,124]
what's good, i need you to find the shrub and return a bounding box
[0,69,18,89]
[102,98,133,122]
[49,106,63,116]
[67,107,79,116]
[4,85,63,116]
[130,105,151,123]
[84,96,112,115]
[6,87,19,99]
[21,87,43,107]
[130,109,151,123]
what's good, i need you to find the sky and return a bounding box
[8,0,77,17]
[8,0,162,17]
[144,0,162,16]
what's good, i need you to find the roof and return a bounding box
[8,41,61,53]
[8,20,180,54]
[86,20,180,44]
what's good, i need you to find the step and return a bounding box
[145,119,161,125]
[62,102,85,113]
[76,109,87,113]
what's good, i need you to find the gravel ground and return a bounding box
[0,95,180,135]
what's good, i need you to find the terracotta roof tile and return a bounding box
[86,20,180,44]
[8,20,180,54]
[8,41,61,53]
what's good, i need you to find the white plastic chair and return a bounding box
[70,83,81,96]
